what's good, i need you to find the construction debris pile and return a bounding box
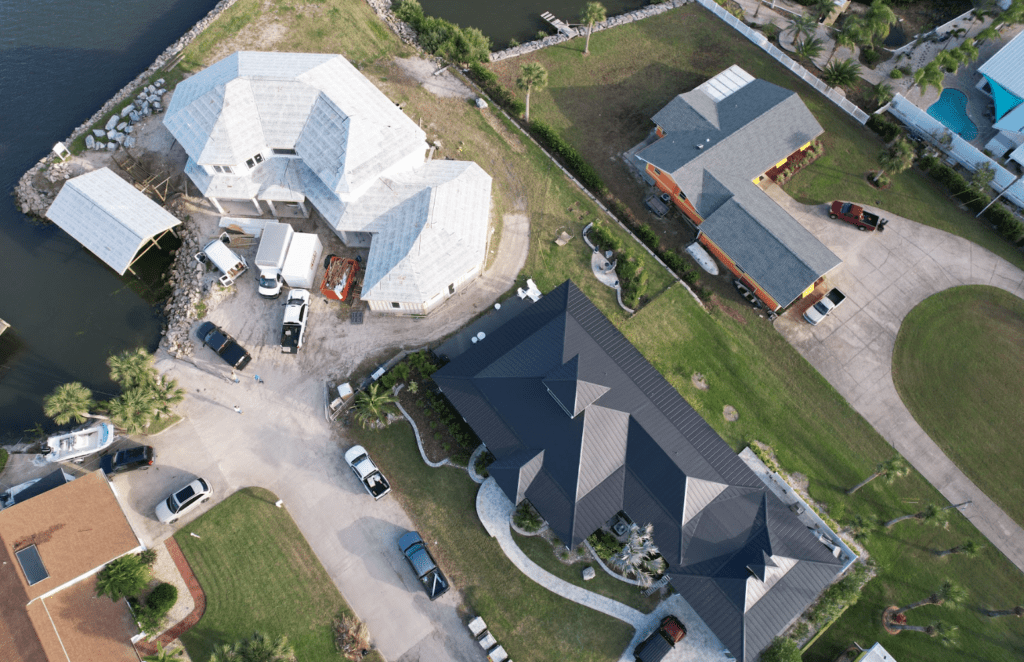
[85,81,168,152]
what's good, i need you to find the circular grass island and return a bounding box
[892,286,1024,527]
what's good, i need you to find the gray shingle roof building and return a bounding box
[164,51,492,314]
[634,66,840,309]
[45,167,181,275]
[434,281,845,662]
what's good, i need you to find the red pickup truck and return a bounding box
[829,201,888,231]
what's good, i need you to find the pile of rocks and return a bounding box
[85,80,167,152]
[490,0,687,62]
[13,173,56,218]
[160,205,205,359]
[363,0,419,46]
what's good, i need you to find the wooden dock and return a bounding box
[541,12,577,38]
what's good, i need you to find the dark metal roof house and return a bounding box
[634,66,841,310]
[433,281,845,662]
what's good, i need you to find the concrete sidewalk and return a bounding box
[769,186,1024,572]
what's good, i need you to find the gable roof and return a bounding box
[636,66,839,306]
[164,51,427,198]
[333,160,492,304]
[433,281,845,662]
[978,32,1024,100]
[0,471,142,662]
[45,167,181,275]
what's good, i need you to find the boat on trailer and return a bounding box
[44,422,115,463]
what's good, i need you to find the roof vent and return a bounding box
[477,332,486,342]
[696,144,704,149]
[471,336,478,344]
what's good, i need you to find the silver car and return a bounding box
[155,478,212,524]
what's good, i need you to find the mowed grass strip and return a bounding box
[175,487,380,662]
[348,423,637,662]
[487,4,1024,270]
[621,285,1024,662]
[893,286,1024,526]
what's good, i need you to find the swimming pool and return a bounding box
[927,89,978,141]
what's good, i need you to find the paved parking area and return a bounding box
[768,186,1024,572]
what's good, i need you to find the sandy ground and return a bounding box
[396,57,474,100]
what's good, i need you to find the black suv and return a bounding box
[196,321,252,370]
[100,445,156,475]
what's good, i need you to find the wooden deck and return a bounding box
[541,11,577,38]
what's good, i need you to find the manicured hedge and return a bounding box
[529,120,608,195]
[467,63,525,116]
[917,156,1024,241]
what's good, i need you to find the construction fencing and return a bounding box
[694,0,870,125]
[887,94,1024,209]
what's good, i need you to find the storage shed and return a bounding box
[45,167,180,275]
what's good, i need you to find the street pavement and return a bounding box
[768,185,1024,573]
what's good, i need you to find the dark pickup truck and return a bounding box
[634,615,687,662]
[100,445,155,474]
[830,201,887,231]
[803,287,846,325]
[399,531,450,600]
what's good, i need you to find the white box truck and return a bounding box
[196,234,248,286]
[254,222,293,298]
[282,233,323,289]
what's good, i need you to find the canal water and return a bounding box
[419,0,645,48]
[0,0,219,438]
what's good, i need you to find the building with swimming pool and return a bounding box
[976,31,1024,167]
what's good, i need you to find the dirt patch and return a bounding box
[723,405,739,422]
[395,57,473,100]
[711,295,748,325]
[481,111,526,155]
[691,373,708,391]
[206,3,290,64]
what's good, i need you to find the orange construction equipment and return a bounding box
[320,256,360,301]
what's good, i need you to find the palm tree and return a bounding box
[143,643,183,662]
[975,26,999,44]
[914,62,945,95]
[352,383,398,429]
[985,605,1024,618]
[109,387,157,434]
[787,14,818,42]
[581,2,606,56]
[826,19,861,66]
[812,0,835,22]
[873,81,894,106]
[517,62,548,123]
[876,138,915,179]
[935,539,981,557]
[822,58,862,89]
[233,632,296,662]
[865,0,897,47]
[892,580,968,616]
[95,554,150,601]
[795,36,825,61]
[107,347,156,389]
[609,523,666,588]
[934,50,961,74]
[151,376,185,420]
[954,38,980,66]
[885,502,946,529]
[44,382,99,425]
[889,621,958,644]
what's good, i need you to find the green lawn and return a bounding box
[620,285,1024,662]
[892,286,1024,527]
[487,4,1024,271]
[175,488,382,662]
[348,423,637,662]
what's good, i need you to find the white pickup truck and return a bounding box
[344,445,391,500]
[803,287,846,325]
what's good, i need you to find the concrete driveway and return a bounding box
[768,185,1024,572]
[96,202,530,662]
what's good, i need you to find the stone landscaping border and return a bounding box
[134,537,206,658]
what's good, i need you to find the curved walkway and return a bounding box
[770,186,1024,572]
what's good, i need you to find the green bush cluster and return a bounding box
[866,114,902,142]
[617,246,649,308]
[0,449,8,474]
[760,637,801,662]
[474,450,495,478]
[889,68,904,79]
[775,140,825,186]
[394,0,490,63]
[513,500,544,532]
[467,62,525,116]
[529,120,609,195]
[862,48,882,66]
[587,220,622,253]
[421,386,480,464]
[661,250,700,285]
[808,565,868,626]
[132,582,178,637]
[586,529,622,561]
[918,157,1024,242]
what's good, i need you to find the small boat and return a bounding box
[686,242,719,276]
[44,422,115,463]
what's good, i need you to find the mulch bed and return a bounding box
[134,537,206,657]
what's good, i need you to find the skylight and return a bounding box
[15,545,49,586]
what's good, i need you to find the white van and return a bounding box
[196,233,249,286]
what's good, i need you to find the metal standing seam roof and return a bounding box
[433,281,845,662]
[636,69,839,307]
[45,167,181,275]
[978,31,1024,100]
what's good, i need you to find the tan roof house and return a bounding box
[0,470,144,662]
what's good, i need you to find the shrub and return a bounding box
[134,583,177,636]
[146,582,178,614]
[400,4,490,64]
[530,120,608,194]
[862,48,882,66]
[587,220,622,252]
[760,637,801,662]
[393,0,424,25]
[139,549,158,566]
[508,38,519,48]
[513,500,544,532]
[866,114,901,143]
[587,529,622,560]
[809,565,868,626]
[634,223,659,248]
[0,448,8,474]
[474,450,495,477]
[889,68,904,79]
[985,203,1024,242]
[535,30,547,39]
[96,554,150,601]
[468,62,525,116]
